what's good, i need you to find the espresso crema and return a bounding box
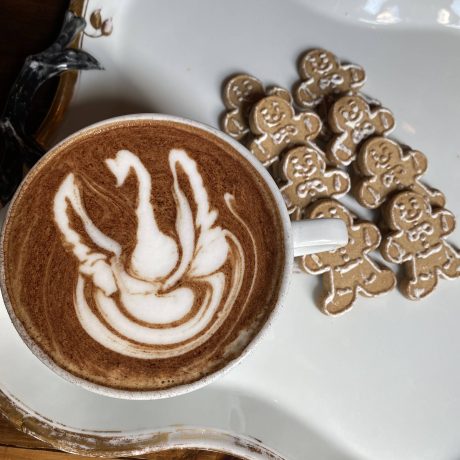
[1,120,285,391]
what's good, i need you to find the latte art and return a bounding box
[2,120,285,391]
[54,149,252,358]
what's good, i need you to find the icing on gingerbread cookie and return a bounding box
[355,137,446,209]
[248,95,322,166]
[381,191,460,300]
[280,146,350,220]
[327,95,395,166]
[301,199,396,315]
[222,74,291,141]
[294,49,366,109]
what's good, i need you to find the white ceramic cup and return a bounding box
[0,114,347,400]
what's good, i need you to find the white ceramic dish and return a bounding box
[1,1,460,459]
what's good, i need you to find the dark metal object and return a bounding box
[0,10,103,205]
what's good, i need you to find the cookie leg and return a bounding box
[321,271,357,315]
[439,246,460,279]
[428,188,446,208]
[362,267,396,296]
[403,270,438,300]
[355,181,383,209]
[412,182,446,209]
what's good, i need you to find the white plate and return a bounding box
[2,1,460,458]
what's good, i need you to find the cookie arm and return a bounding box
[343,64,366,88]
[302,112,322,139]
[279,182,297,215]
[434,209,456,236]
[222,111,248,139]
[326,169,351,195]
[355,178,382,209]
[410,150,428,176]
[374,108,395,134]
[327,133,354,166]
[381,233,410,264]
[247,137,272,166]
[294,78,318,108]
[301,253,329,275]
[358,222,381,250]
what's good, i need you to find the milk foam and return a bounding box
[53,149,252,359]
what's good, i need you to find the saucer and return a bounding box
[1,1,460,458]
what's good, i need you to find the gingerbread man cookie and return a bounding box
[327,95,395,166]
[294,49,366,109]
[381,191,460,300]
[221,74,291,141]
[248,95,322,166]
[279,146,350,220]
[354,137,446,209]
[301,199,396,315]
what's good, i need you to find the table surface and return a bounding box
[0,1,234,458]
[0,416,234,459]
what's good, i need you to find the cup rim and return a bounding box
[0,113,294,400]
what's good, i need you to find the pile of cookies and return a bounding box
[220,49,460,316]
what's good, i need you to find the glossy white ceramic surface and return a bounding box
[1,0,460,459]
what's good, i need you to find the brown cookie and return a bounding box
[327,95,395,166]
[294,49,366,109]
[248,95,322,166]
[381,191,460,300]
[221,74,291,141]
[301,199,396,315]
[354,137,446,209]
[313,92,382,152]
[279,146,350,220]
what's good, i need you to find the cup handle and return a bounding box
[292,218,348,257]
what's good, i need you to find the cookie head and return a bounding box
[333,96,368,127]
[286,149,328,198]
[253,96,293,132]
[307,199,353,226]
[363,137,400,174]
[300,149,325,177]
[225,75,264,108]
[285,147,324,180]
[303,49,338,76]
[391,192,430,230]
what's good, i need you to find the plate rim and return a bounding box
[0,387,284,459]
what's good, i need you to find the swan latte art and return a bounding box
[2,120,285,392]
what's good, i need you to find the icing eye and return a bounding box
[409,197,420,208]
[308,55,320,68]
[375,151,390,167]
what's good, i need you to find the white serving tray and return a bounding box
[1,1,460,458]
